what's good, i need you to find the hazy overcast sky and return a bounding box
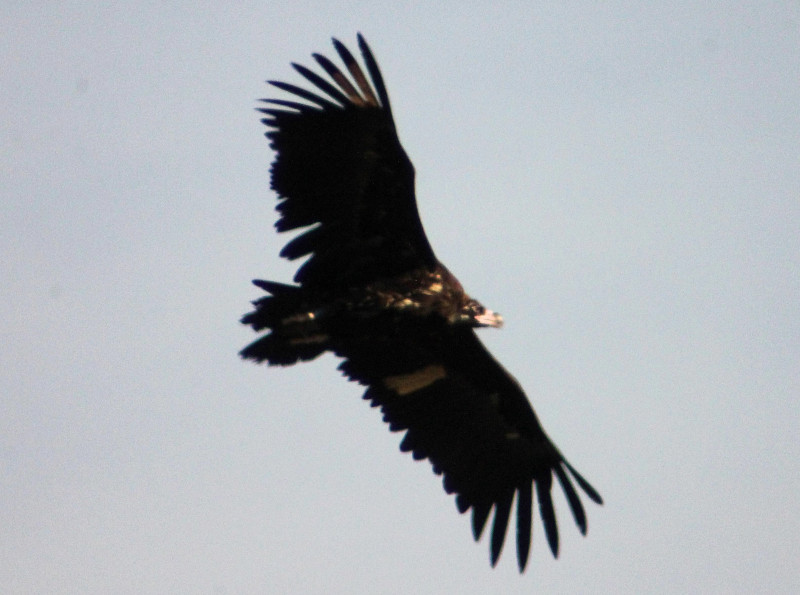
[3,2,799,593]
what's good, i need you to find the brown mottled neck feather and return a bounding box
[361,264,501,328]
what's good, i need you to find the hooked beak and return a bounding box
[474,309,504,328]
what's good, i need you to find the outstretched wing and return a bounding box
[259,34,437,289]
[334,316,603,572]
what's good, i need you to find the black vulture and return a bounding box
[241,34,602,572]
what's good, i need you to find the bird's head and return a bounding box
[464,300,504,328]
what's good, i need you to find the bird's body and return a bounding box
[241,34,602,572]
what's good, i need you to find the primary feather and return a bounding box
[242,34,602,572]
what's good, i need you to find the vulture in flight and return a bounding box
[241,34,602,572]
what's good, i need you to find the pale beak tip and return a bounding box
[475,309,503,328]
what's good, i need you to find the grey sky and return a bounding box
[3,3,799,593]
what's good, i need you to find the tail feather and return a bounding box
[240,280,330,365]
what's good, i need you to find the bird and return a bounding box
[240,34,602,572]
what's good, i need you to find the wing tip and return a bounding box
[516,483,533,572]
[563,460,604,505]
[536,478,559,558]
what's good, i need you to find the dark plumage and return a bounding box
[241,34,602,572]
